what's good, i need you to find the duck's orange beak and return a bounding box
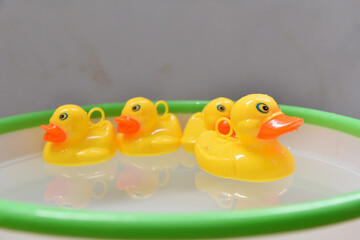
[114,116,141,135]
[41,123,67,143]
[257,114,304,139]
[217,118,236,137]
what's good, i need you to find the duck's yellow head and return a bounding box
[230,94,303,141]
[202,97,234,130]
[41,105,90,144]
[115,97,158,135]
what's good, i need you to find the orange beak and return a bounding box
[257,114,304,139]
[114,116,141,135]
[41,123,67,143]
[216,118,236,137]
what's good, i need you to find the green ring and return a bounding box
[0,100,360,239]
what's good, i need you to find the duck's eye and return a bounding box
[59,113,68,120]
[217,104,226,112]
[256,103,269,113]
[132,104,141,112]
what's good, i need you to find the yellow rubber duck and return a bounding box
[181,97,234,154]
[115,97,182,156]
[195,94,304,182]
[41,105,117,166]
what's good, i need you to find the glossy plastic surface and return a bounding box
[195,94,304,182]
[181,97,234,153]
[41,105,117,166]
[0,102,360,239]
[1,121,360,239]
[115,98,182,156]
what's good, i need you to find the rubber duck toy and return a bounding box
[41,105,117,166]
[181,97,234,154]
[195,94,304,182]
[115,97,182,156]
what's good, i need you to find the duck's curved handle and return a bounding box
[155,100,169,120]
[215,117,234,138]
[210,193,234,209]
[158,169,170,186]
[88,107,106,127]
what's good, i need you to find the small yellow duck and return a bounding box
[181,97,234,154]
[195,94,304,182]
[41,105,117,166]
[115,97,182,156]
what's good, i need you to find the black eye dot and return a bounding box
[131,104,141,112]
[256,103,269,113]
[217,105,226,112]
[59,113,68,120]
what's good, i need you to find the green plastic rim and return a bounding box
[0,100,360,239]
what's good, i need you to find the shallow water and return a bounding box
[0,116,360,212]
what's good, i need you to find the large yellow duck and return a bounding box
[115,97,182,156]
[195,94,304,182]
[41,105,117,166]
[181,97,234,154]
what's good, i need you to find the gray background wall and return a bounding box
[0,0,359,118]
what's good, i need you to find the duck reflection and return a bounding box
[116,153,181,200]
[195,172,293,209]
[44,158,118,209]
[180,152,198,168]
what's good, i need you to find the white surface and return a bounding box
[0,0,360,118]
[0,114,360,238]
[0,116,360,211]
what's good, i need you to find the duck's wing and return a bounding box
[195,131,241,178]
[87,121,117,150]
[181,113,207,154]
[157,114,182,136]
[76,147,115,164]
[89,121,115,137]
[150,136,180,148]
